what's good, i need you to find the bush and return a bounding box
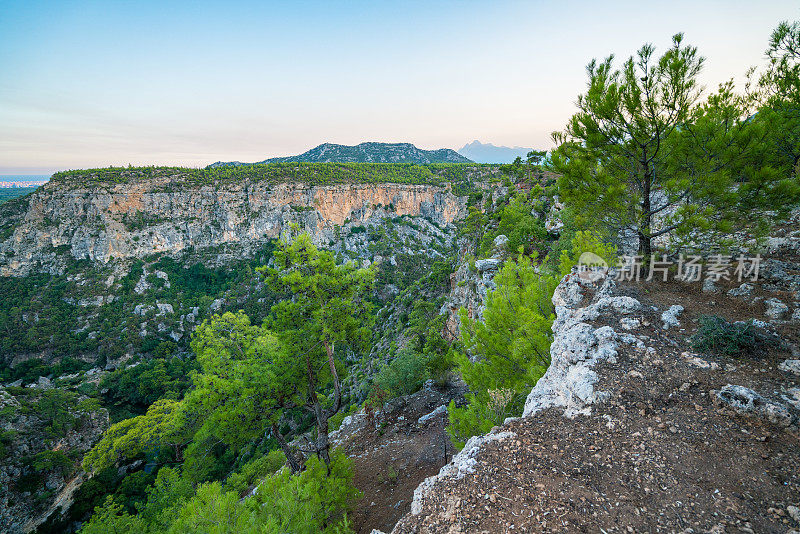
[373,349,429,399]
[448,254,557,448]
[252,449,359,534]
[692,315,779,357]
[32,450,74,476]
[224,449,286,496]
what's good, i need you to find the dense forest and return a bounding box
[1,20,799,534]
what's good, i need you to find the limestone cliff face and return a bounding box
[0,178,468,275]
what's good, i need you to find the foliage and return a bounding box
[261,231,375,469]
[550,33,800,255]
[448,254,558,448]
[224,449,286,496]
[101,357,197,419]
[79,451,358,534]
[251,450,359,533]
[82,398,190,473]
[372,349,429,399]
[50,162,495,194]
[79,496,146,534]
[557,230,618,277]
[758,20,800,177]
[692,315,779,357]
[31,449,74,476]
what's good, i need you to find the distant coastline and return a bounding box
[0,175,50,188]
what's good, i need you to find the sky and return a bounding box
[1,0,798,174]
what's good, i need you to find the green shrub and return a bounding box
[448,254,557,449]
[373,349,429,399]
[224,449,286,496]
[32,449,74,476]
[692,315,779,357]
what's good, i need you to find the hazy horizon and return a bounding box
[2,0,799,174]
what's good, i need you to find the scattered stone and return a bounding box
[788,505,800,523]
[780,360,800,376]
[661,305,684,330]
[726,283,754,298]
[765,297,789,320]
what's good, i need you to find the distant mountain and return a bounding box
[457,140,534,164]
[209,142,472,168]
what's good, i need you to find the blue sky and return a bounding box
[1,0,798,173]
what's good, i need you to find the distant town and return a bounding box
[0,180,48,188]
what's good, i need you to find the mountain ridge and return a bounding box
[457,140,534,164]
[209,142,472,167]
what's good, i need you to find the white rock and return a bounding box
[726,283,753,298]
[716,385,797,428]
[765,297,789,320]
[620,317,640,330]
[133,304,154,316]
[788,505,800,523]
[474,258,502,273]
[409,430,516,515]
[702,278,718,293]
[417,405,447,425]
[493,234,509,251]
[779,359,800,376]
[661,305,684,330]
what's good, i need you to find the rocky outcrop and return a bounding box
[1,177,472,276]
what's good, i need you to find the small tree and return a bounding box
[261,232,374,469]
[447,254,557,447]
[551,33,799,254]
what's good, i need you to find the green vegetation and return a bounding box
[447,254,558,448]
[550,33,800,256]
[692,315,779,357]
[79,451,358,534]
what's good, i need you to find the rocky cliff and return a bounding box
[0,172,475,276]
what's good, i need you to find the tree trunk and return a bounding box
[272,423,302,473]
[640,154,653,257]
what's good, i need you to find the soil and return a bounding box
[340,383,466,534]
[391,277,800,533]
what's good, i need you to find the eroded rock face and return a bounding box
[1,179,469,276]
[523,272,626,418]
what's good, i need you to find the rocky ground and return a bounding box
[386,249,800,533]
[333,382,467,534]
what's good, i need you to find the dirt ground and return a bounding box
[391,275,800,533]
[338,383,465,534]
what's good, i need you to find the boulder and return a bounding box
[661,305,684,330]
[715,384,797,429]
[765,297,789,320]
[779,359,800,376]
